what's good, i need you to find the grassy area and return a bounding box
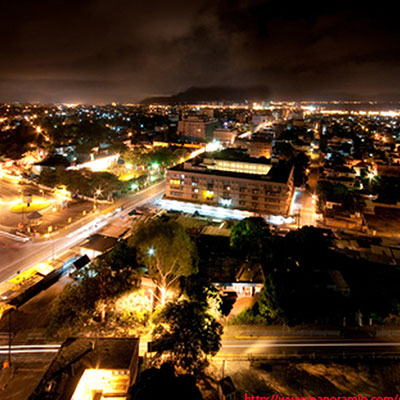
[10,197,51,213]
[207,359,400,397]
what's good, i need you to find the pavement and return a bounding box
[0,179,166,283]
[215,337,400,359]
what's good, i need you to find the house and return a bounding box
[311,270,350,295]
[323,208,364,230]
[213,262,264,297]
[327,270,350,295]
[80,234,119,258]
[29,337,139,400]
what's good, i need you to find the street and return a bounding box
[216,337,400,358]
[0,180,166,282]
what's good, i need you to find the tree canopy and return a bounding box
[129,219,198,305]
[47,241,142,336]
[38,167,125,198]
[230,217,271,259]
[151,299,222,374]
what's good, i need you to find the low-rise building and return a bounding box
[29,338,139,400]
[80,234,119,259]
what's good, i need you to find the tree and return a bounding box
[284,226,331,268]
[293,152,310,187]
[129,219,198,305]
[151,300,222,374]
[258,273,289,324]
[230,217,271,259]
[181,275,222,320]
[130,363,203,400]
[47,241,142,335]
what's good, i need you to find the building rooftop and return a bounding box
[170,159,293,184]
[80,234,119,252]
[29,337,139,400]
[207,148,270,164]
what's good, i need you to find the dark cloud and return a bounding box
[0,0,400,102]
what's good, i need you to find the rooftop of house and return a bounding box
[29,337,139,400]
[80,234,119,252]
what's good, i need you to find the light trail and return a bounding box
[221,342,400,348]
[0,180,166,283]
[0,349,59,354]
[0,344,61,349]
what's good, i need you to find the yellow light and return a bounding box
[71,369,130,400]
[119,172,138,181]
[54,185,71,201]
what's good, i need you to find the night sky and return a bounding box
[1,0,400,103]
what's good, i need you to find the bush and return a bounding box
[228,305,266,325]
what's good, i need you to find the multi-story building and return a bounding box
[234,136,272,158]
[177,116,218,140]
[213,127,237,144]
[165,155,294,216]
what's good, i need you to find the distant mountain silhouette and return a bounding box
[141,85,270,105]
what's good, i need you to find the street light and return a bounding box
[367,172,376,180]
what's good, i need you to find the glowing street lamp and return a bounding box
[367,171,377,180]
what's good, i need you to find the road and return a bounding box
[4,337,400,360]
[0,180,166,282]
[215,337,400,358]
[290,165,320,228]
